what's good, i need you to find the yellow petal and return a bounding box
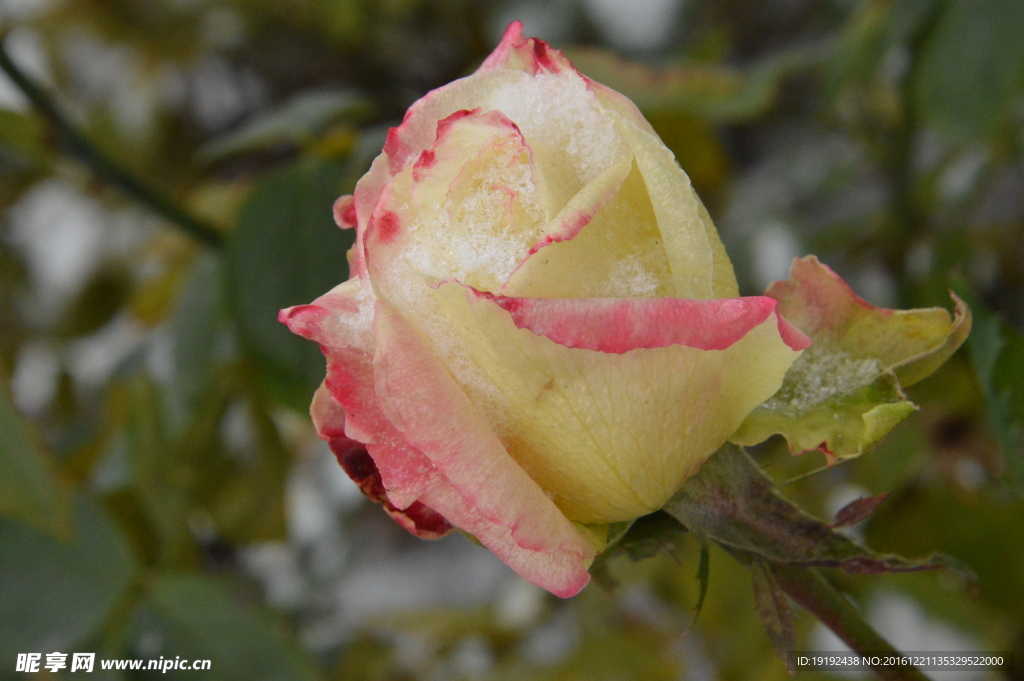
[612,113,738,299]
[423,282,802,523]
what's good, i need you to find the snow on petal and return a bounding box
[730,256,971,460]
[612,113,736,299]
[477,21,577,76]
[502,157,673,298]
[765,256,970,385]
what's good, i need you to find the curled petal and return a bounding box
[333,195,357,229]
[424,282,805,523]
[732,256,971,460]
[481,292,810,353]
[311,384,452,539]
[613,114,737,299]
[478,21,576,75]
[373,302,596,596]
[280,279,595,597]
[765,256,971,386]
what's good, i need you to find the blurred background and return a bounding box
[1,0,1023,679]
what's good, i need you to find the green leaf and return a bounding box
[589,511,686,585]
[0,495,139,664]
[565,41,829,122]
[133,574,320,681]
[123,374,175,550]
[954,285,1024,493]
[682,542,711,635]
[200,91,368,161]
[205,399,289,544]
[226,158,355,411]
[663,443,968,576]
[915,0,1024,142]
[166,252,230,434]
[731,256,971,460]
[0,364,71,538]
[748,557,795,664]
[736,373,918,463]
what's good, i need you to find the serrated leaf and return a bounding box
[732,256,970,460]
[134,574,320,681]
[225,158,355,411]
[0,364,71,538]
[663,443,968,577]
[0,495,139,664]
[749,557,795,665]
[832,492,891,529]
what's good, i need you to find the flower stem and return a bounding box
[0,33,224,248]
[770,563,930,681]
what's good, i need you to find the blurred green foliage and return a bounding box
[1,0,1023,680]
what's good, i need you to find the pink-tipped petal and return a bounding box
[478,292,810,353]
[365,108,550,293]
[281,279,595,597]
[311,384,452,539]
[417,282,805,523]
[333,195,357,229]
[372,302,596,596]
[478,21,576,75]
[766,256,969,379]
[731,256,971,460]
[280,281,438,508]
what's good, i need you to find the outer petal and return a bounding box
[731,256,971,460]
[764,256,971,385]
[423,282,805,523]
[280,279,596,597]
[484,292,809,353]
[479,21,657,136]
[372,302,596,596]
[279,278,436,508]
[310,383,452,539]
[478,21,577,75]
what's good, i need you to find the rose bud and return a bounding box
[280,22,810,597]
